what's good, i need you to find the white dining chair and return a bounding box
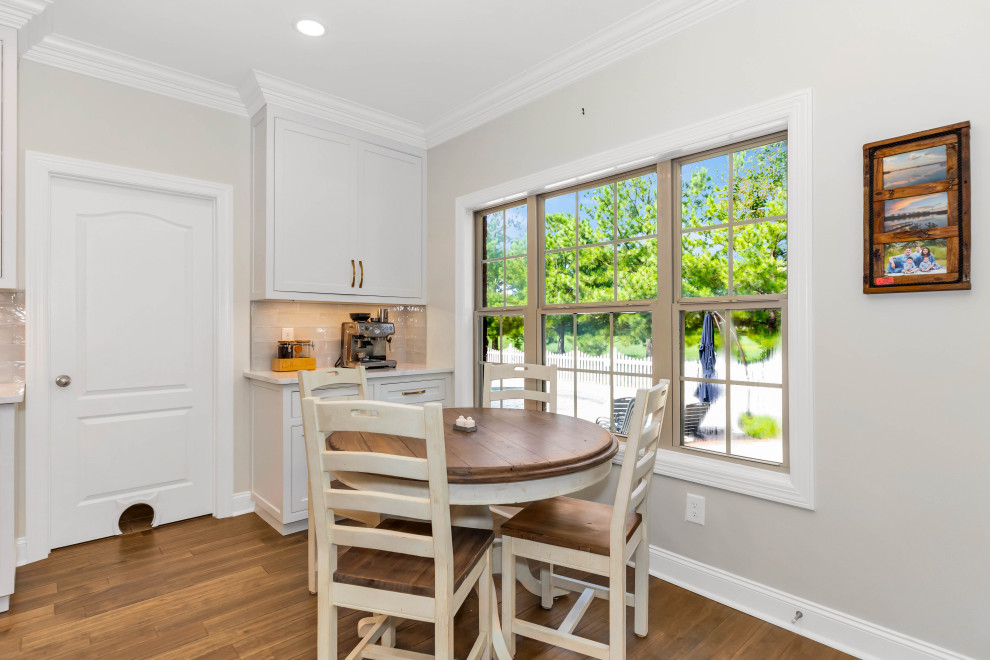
[481,362,557,412]
[298,367,379,595]
[499,380,670,659]
[481,361,560,607]
[301,397,495,660]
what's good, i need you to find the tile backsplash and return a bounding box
[251,302,426,371]
[0,292,25,382]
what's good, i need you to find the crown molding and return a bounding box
[240,70,427,149]
[22,34,247,115]
[13,0,745,148]
[424,0,749,148]
[0,0,49,29]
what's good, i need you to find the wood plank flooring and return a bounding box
[0,514,853,659]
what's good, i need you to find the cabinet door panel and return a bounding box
[274,119,356,294]
[357,144,423,298]
[289,424,308,515]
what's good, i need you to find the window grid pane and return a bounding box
[480,204,529,309]
[544,311,653,435]
[678,305,784,463]
[479,314,526,408]
[545,173,658,306]
[679,140,788,300]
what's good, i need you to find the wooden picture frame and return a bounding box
[863,121,970,294]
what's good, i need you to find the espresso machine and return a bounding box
[338,309,396,369]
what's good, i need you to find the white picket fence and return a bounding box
[488,346,652,387]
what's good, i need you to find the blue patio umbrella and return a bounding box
[694,312,721,403]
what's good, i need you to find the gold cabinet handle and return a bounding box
[359,260,364,288]
[351,260,356,288]
[402,390,426,396]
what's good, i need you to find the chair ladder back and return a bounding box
[482,362,558,413]
[298,366,370,400]
[423,402,456,602]
[300,398,454,581]
[610,380,670,543]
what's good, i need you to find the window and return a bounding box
[541,170,658,432]
[473,136,789,465]
[477,201,531,408]
[674,135,788,467]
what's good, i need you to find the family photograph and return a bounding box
[884,239,947,276]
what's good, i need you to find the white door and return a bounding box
[273,118,357,295]
[357,142,423,298]
[48,175,215,549]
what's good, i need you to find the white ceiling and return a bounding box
[40,0,660,125]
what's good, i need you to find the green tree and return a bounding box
[680,142,787,298]
[539,145,784,367]
[483,316,525,359]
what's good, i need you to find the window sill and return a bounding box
[612,443,815,509]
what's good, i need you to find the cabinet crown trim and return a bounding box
[242,70,426,149]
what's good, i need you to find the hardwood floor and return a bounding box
[0,514,852,659]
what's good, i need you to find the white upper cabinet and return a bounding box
[273,119,357,294]
[357,143,424,299]
[252,107,426,302]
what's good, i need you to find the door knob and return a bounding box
[55,375,72,387]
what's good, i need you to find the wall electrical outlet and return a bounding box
[685,493,706,525]
[281,327,294,341]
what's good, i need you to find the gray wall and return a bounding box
[426,0,989,656]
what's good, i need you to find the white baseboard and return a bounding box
[648,546,974,660]
[15,536,27,567]
[230,491,255,517]
[252,504,308,536]
[14,496,257,568]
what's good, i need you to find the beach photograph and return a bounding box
[883,191,949,232]
[882,145,948,189]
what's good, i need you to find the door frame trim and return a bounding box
[24,152,235,564]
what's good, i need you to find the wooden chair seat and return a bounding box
[335,519,494,597]
[500,496,641,556]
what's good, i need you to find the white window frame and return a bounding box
[453,89,814,509]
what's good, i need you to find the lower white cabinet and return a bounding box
[0,387,24,613]
[247,369,452,534]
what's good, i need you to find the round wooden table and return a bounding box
[329,406,619,508]
[330,407,618,660]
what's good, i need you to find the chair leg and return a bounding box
[540,563,554,609]
[317,579,336,660]
[308,487,317,595]
[382,616,396,648]
[479,549,492,660]
[435,618,455,660]
[634,539,649,637]
[502,537,517,656]
[609,562,627,660]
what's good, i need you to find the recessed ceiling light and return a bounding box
[295,19,326,37]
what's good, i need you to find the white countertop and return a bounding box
[0,383,24,404]
[244,365,453,385]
